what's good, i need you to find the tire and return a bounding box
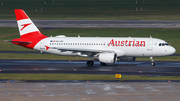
[87,60,94,66]
[151,62,155,66]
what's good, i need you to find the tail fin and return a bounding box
[14,9,46,38]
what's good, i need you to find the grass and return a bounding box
[1,0,180,20]
[0,73,179,81]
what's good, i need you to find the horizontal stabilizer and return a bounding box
[4,40,32,44]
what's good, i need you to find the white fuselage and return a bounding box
[34,37,176,57]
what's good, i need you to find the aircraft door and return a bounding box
[40,40,45,50]
[147,40,153,51]
[103,42,109,48]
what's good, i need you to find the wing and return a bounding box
[56,47,114,53]
[50,47,115,57]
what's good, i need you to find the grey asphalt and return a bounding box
[1,82,180,101]
[1,59,180,101]
[1,20,180,28]
[0,59,180,76]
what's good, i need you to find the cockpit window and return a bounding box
[165,43,169,46]
[159,43,161,46]
[159,43,169,46]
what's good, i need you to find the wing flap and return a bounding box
[48,47,125,57]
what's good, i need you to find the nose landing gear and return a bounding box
[150,56,155,66]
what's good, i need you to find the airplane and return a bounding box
[9,9,176,66]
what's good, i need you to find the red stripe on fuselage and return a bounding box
[14,9,29,21]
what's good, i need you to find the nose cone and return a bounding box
[168,46,176,55]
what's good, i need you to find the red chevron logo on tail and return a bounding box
[20,23,32,31]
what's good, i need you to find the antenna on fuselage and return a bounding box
[78,35,80,38]
[150,36,152,38]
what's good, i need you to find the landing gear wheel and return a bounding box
[100,62,106,66]
[151,62,155,66]
[87,60,94,66]
[150,56,155,66]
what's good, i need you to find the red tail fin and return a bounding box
[14,9,46,38]
[12,9,47,49]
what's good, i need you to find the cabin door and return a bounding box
[147,40,153,51]
[40,40,45,50]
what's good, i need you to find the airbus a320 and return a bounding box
[8,9,176,66]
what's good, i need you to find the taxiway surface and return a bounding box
[0,59,180,76]
[1,20,180,28]
[0,82,180,101]
[1,59,180,101]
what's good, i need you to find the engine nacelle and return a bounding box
[119,57,136,62]
[99,53,117,63]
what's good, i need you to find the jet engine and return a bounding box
[99,53,117,63]
[119,57,136,62]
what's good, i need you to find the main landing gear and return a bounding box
[150,56,155,66]
[87,60,94,66]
